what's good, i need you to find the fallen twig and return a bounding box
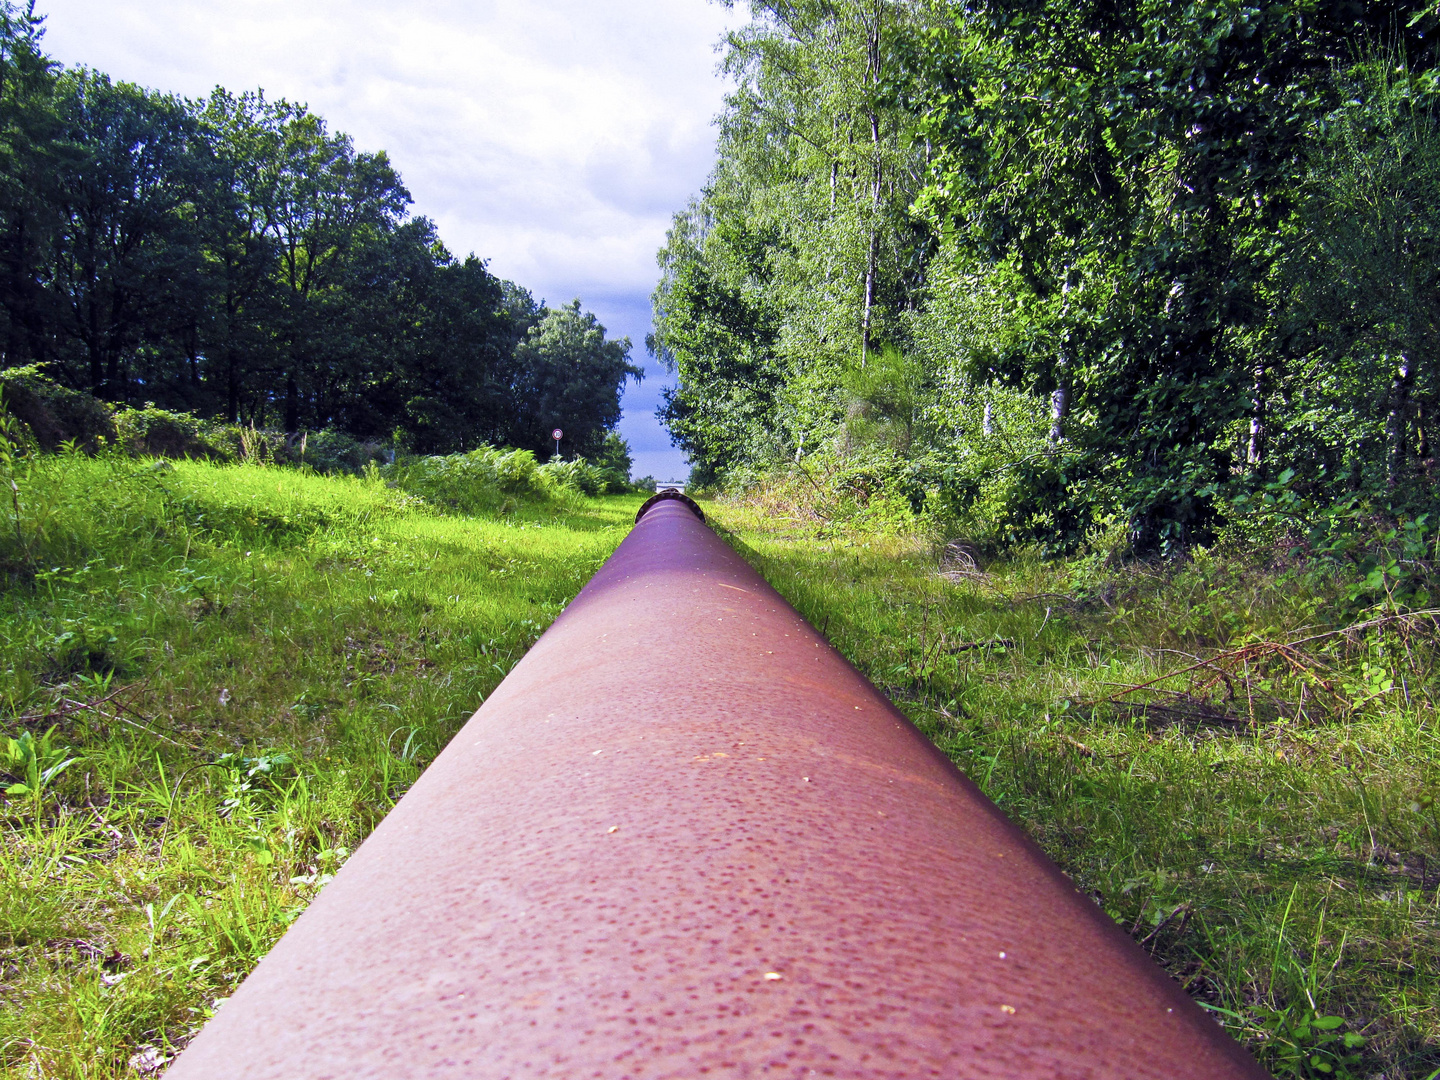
[1286,607,1440,648]
[949,638,1017,653]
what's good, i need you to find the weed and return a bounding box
[2,726,78,802]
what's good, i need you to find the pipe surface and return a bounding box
[168,499,1267,1079]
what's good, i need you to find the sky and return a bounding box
[35,0,737,481]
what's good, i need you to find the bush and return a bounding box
[114,405,226,460]
[537,457,614,497]
[204,424,294,466]
[383,447,546,514]
[383,445,630,514]
[295,430,390,475]
[0,366,116,451]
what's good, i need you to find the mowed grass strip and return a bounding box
[0,453,640,1077]
[709,498,1440,1080]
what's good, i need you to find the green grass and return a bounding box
[3,454,1437,1079]
[0,453,642,1076]
[709,497,1439,1080]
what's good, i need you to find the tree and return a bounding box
[47,70,209,401]
[0,1,60,373]
[903,0,1440,547]
[1288,54,1440,495]
[0,14,639,457]
[511,301,641,458]
[651,0,935,482]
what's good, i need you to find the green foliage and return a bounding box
[660,0,1440,553]
[383,447,542,514]
[513,301,642,459]
[113,406,223,461]
[2,727,78,801]
[1285,51,1440,497]
[382,442,635,515]
[0,12,635,457]
[586,430,635,489]
[0,366,117,451]
[1248,1006,1366,1078]
[536,457,612,498]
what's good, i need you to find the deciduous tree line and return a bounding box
[0,4,639,459]
[654,0,1440,550]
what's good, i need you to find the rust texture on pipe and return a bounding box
[168,499,1267,1079]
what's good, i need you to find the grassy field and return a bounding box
[0,453,642,1076]
[710,495,1439,1080]
[2,455,1437,1078]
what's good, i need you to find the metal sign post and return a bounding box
[551,427,563,458]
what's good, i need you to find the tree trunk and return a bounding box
[859,4,882,368]
[1386,353,1414,488]
[1048,378,1069,447]
[1049,281,1072,446]
[285,372,299,434]
[861,227,876,368]
[1246,361,1266,474]
[226,343,241,423]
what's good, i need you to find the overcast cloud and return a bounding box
[35,0,735,480]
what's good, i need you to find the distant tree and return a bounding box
[511,300,641,458]
[192,89,288,422]
[0,1,60,372]
[260,107,409,431]
[47,70,209,401]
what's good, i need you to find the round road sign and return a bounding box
[551,428,563,441]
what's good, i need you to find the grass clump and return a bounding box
[709,494,1439,1080]
[0,451,641,1075]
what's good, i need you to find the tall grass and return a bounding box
[0,453,641,1076]
[710,497,1439,1080]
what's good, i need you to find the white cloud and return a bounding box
[35,0,735,476]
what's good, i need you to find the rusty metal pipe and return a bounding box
[169,498,1266,1079]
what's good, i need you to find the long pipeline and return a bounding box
[168,494,1267,1079]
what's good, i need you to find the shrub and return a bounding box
[537,457,614,497]
[295,430,389,475]
[0,365,116,451]
[204,424,294,466]
[383,445,629,513]
[114,405,226,460]
[383,447,546,514]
